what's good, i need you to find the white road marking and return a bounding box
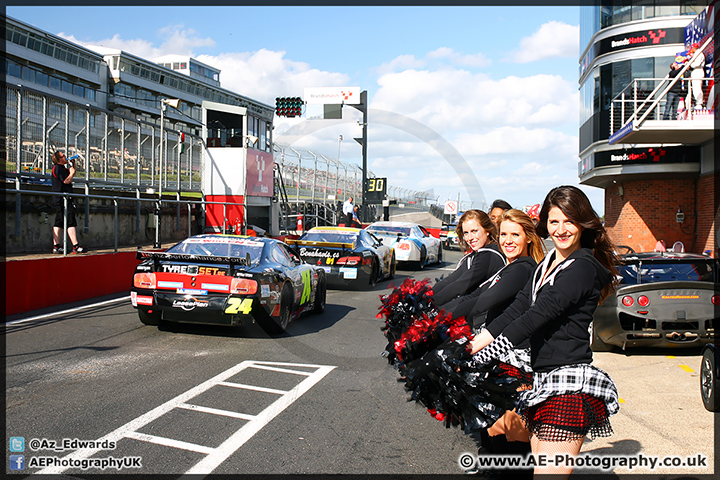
[125,431,215,454]
[37,360,335,475]
[6,296,130,326]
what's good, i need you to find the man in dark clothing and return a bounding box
[663,62,686,120]
[51,150,85,254]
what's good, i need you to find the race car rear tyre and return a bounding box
[138,309,160,326]
[701,347,717,411]
[262,284,292,335]
[368,259,378,288]
[313,276,327,314]
[417,246,427,270]
[437,243,443,263]
[388,252,396,280]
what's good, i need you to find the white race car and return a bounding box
[366,221,442,269]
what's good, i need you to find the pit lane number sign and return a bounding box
[364,177,387,205]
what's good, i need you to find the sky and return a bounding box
[8,5,602,213]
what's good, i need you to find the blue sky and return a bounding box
[9,6,599,213]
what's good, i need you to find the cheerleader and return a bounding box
[443,209,545,467]
[432,210,506,306]
[468,186,619,478]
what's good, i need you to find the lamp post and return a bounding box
[155,98,180,248]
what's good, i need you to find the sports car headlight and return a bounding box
[133,272,157,289]
[230,278,257,294]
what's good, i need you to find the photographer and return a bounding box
[51,151,85,254]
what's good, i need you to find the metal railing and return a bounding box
[6,182,251,255]
[609,37,713,135]
[4,83,203,194]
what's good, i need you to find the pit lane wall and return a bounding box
[4,252,139,317]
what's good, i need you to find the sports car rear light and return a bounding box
[230,278,258,294]
[637,295,650,307]
[397,243,411,250]
[621,296,633,307]
[133,273,157,289]
[337,256,361,265]
[712,295,720,305]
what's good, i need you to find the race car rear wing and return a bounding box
[285,239,355,249]
[136,250,252,267]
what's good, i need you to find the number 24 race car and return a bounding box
[131,234,327,334]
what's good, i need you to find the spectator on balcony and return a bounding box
[663,62,686,120]
[688,43,706,110]
[51,151,85,254]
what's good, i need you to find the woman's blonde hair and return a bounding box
[499,209,546,263]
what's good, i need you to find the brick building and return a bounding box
[578,1,716,255]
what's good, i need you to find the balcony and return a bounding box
[608,37,714,146]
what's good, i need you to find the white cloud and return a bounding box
[376,47,490,75]
[196,50,349,105]
[59,25,215,59]
[511,21,579,63]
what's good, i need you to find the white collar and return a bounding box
[532,248,575,304]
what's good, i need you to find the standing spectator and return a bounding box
[688,43,705,110]
[663,62,686,120]
[468,185,619,478]
[51,151,85,254]
[489,199,512,229]
[342,196,354,226]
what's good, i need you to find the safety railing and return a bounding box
[6,182,250,255]
[609,37,713,135]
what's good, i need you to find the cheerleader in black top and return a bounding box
[444,209,545,464]
[432,210,506,307]
[468,186,620,478]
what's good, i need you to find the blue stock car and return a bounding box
[131,234,327,334]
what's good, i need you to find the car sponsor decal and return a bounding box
[161,265,227,275]
[301,270,312,305]
[322,266,332,273]
[261,284,270,297]
[201,283,230,291]
[661,295,700,299]
[299,248,340,260]
[224,297,254,315]
[136,296,153,305]
[172,297,210,311]
[177,288,208,295]
[158,281,184,289]
[339,267,357,279]
[186,237,264,246]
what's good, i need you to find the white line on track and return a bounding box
[37,360,335,476]
[5,296,131,326]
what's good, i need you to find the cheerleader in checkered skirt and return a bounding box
[467,186,620,478]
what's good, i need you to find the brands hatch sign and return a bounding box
[304,87,361,105]
[581,27,684,77]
